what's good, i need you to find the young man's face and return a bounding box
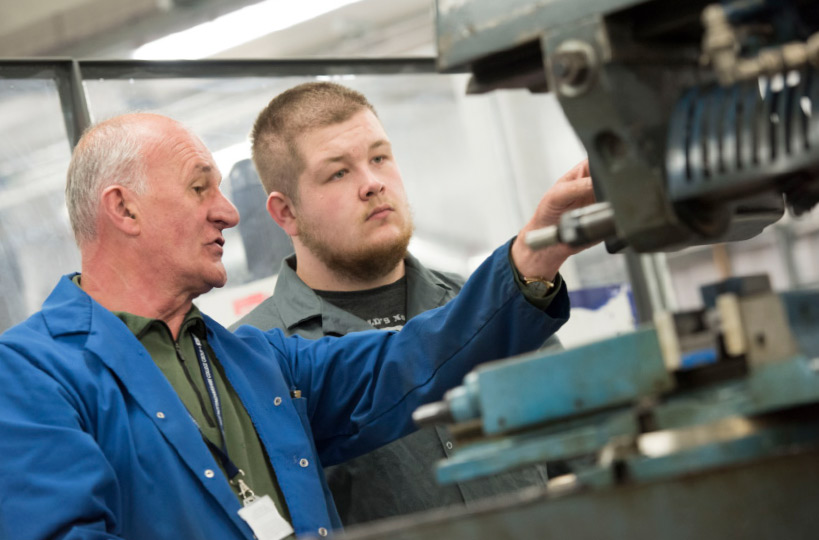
[137,119,240,297]
[291,109,413,281]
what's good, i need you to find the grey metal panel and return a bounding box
[435,0,644,72]
[333,445,819,540]
[77,58,445,79]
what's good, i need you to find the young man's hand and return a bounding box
[511,159,597,280]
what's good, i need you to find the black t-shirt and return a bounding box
[315,276,407,331]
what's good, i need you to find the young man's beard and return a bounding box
[298,218,414,284]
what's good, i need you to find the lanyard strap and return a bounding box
[191,334,241,480]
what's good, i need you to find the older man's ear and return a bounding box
[100,185,140,237]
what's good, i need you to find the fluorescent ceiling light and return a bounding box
[134,0,362,60]
[315,74,357,81]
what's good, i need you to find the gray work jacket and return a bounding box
[231,253,552,525]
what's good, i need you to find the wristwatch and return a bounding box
[522,276,555,298]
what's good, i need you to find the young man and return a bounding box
[0,112,591,540]
[233,83,588,524]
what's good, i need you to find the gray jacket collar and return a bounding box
[273,253,457,336]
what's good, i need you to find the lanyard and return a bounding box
[191,334,242,480]
[189,334,258,507]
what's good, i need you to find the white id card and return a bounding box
[237,495,294,540]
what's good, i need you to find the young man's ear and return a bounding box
[100,185,140,236]
[267,192,299,236]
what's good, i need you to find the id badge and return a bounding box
[237,495,294,540]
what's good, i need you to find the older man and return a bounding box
[0,112,591,540]
[233,82,576,524]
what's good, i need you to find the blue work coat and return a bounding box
[0,242,569,540]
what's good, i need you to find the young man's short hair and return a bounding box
[251,82,376,203]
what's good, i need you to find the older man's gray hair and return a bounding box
[65,116,148,246]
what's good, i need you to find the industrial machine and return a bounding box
[403,278,819,539]
[332,1,819,539]
[332,276,819,539]
[435,0,819,253]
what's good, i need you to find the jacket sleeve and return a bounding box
[267,240,570,466]
[0,344,124,540]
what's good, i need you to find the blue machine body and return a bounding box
[436,290,819,487]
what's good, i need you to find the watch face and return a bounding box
[525,280,549,298]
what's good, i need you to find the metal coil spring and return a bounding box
[666,66,819,221]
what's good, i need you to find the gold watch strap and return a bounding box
[522,276,555,289]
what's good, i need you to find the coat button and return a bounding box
[299,458,309,468]
[274,396,282,406]
[445,441,453,450]
[204,469,215,478]
[318,527,328,536]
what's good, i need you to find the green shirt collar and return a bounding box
[70,274,205,339]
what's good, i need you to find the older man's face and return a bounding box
[137,120,240,297]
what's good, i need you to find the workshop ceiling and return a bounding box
[0,0,435,58]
